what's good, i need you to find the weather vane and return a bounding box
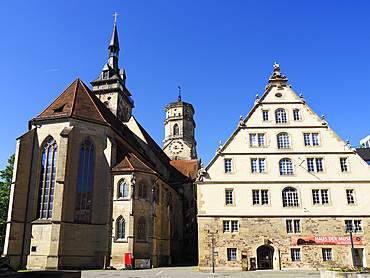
[178,86,181,101]
[113,12,119,23]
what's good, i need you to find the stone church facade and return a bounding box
[196,64,370,271]
[3,22,199,270]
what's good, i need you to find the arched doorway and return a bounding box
[257,245,273,269]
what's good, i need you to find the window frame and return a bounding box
[116,216,126,240]
[322,248,333,261]
[36,137,58,220]
[279,158,294,175]
[293,109,301,121]
[277,133,291,149]
[282,187,300,207]
[249,133,266,147]
[345,220,363,233]
[346,189,356,205]
[312,189,330,205]
[262,110,270,121]
[75,139,94,223]
[303,133,320,146]
[252,189,269,206]
[224,158,233,173]
[340,157,349,172]
[307,158,324,173]
[227,248,237,261]
[225,189,234,206]
[291,248,301,261]
[275,109,288,124]
[286,219,301,234]
[250,158,266,173]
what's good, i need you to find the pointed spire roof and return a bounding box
[109,23,120,50]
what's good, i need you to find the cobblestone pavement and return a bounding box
[81,266,322,278]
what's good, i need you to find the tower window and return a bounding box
[103,71,109,79]
[173,124,179,135]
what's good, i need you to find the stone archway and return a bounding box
[257,245,273,269]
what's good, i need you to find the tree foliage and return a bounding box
[0,154,15,243]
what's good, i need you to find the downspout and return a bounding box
[19,123,37,269]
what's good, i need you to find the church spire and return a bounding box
[108,13,120,72]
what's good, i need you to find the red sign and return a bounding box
[291,236,362,245]
[125,253,132,265]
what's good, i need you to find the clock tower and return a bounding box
[163,93,197,160]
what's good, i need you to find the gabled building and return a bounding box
[197,63,370,271]
[3,21,196,270]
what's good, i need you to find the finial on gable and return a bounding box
[268,62,288,85]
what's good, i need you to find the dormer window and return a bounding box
[103,71,109,79]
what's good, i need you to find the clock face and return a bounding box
[170,141,183,153]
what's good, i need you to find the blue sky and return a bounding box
[1,1,370,171]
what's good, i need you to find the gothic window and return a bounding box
[275,109,287,123]
[173,124,179,135]
[75,140,94,222]
[137,217,146,240]
[119,180,128,198]
[279,158,294,175]
[282,187,299,207]
[37,137,58,219]
[138,182,147,199]
[277,133,291,149]
[117,216,125,239]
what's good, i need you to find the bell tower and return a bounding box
[163,88,197,160]
[90,14,134,122]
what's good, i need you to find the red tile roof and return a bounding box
[170,159,200,180]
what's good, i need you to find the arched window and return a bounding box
[37,137,58,219]
[119,181,128,198]
[279,158,294,175]
[282,187,299,207]
[75,140,94,222]
[138,182,147,199]
[277,133,291,149]
[275,109,287,123]
[173,124,179,135]
[137,217,146,240]
[117,216,125,239]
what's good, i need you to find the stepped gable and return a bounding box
[170,159,200,180]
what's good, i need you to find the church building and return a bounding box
[3,20,198,270]
[196,64,370,271]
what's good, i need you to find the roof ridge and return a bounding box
[81,81,110,126]
[34,79,79,119]
[70,78,80,116]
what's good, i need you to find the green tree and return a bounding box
[0,154,15,243]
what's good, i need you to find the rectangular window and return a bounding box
[223,220,239,232]
[252,189,269,205]
[304,133,320,146]
[293,109,300,121]
[312,189,330,205]
[250,133,265,147]
[250,134,257,147]
[223,220,230,232]
[262,110,269,121]
[251,159,258,173]
[307,158,324,172]
[227,248,237,261]
[346,189,355,205]
[225,190,234,205]
[345,220,362,233]
[251,158,266,173]
[286,219,301,233]
[291,249,301,261]
[231,221,239,232]
[224,159,232,173]
[340,158,349,172]
[322,248,332,261]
